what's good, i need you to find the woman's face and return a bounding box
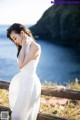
[10,31,23,46]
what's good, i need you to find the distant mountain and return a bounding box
[29,4,80,48]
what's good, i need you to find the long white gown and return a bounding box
[9,39,41,120]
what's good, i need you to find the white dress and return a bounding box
[9,39,41,120]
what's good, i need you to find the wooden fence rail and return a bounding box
[0,80,80,100]
[0,80,79,120]
[0,106,74,120]
[41,86,80,100]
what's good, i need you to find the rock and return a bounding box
[29,4,80,48]
[48,97,69,105]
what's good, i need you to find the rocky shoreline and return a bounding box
[29,4,80,51]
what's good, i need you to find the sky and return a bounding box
[0,0,53,25]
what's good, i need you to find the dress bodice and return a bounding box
[18,38,39,74]
[26,38,32,55]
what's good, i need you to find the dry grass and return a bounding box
[40,95,80,119]
[41,79,80,119]
[66,79,80,90]
[0,79,80,120]
[0,89,9,107]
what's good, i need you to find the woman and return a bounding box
[7,23,41,120]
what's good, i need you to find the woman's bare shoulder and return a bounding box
[31,39,41,51]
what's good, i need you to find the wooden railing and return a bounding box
[0,80,79,120]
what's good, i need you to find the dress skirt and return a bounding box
[9,60,41,120]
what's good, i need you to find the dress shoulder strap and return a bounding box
[26,39,32,54]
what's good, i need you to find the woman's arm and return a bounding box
[18,40,41,69]
[18,40,26,65]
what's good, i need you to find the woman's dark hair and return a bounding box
[7,23,34,57]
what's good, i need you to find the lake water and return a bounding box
[0,25,80,85]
